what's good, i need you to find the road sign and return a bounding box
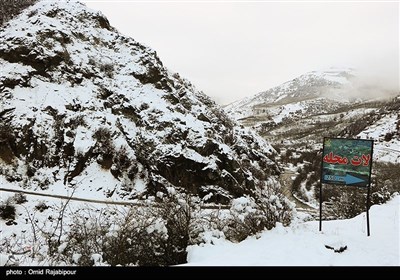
[321,138,373,187]
[319,137,374,236]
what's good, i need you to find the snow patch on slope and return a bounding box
[358,114,400,163]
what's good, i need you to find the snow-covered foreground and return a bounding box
[185,195,399,266]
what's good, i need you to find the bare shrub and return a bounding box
[0,198,16,220]
[69,115,86,129]
[100,63,114,78]
[93,127,115,168]
[223,183,293,242]
[61,208,110,266]
[0,122,14,142]
[101,207,168,266]
[155,192,200,265]
[325,186,366,219]
[101,192,199,266]
[111,146,138,180]
[14,185,293,265]
[223,196,266,242]
[35,201,49,212]
[93,127,113,146]
[46,191,199,266]
[11,193,27,204]
[324,162,400,219]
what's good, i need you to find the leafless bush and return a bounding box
[325,186,366,219]
[93,127,115,167]
[101,192,199,266]
[11,185,294,265]
[34,201,48,212]
[111,146,138,180]
[0,198,16,220]
[42,191,200,266]
[324,162,400,219]
[155,192,201,265]
[69,115,86,129]
[61,208,110,265]
[11,193,27,204]
[0,122,14,142]
[102,207,168,266]
[93,127,113,146]
[223,183,293,242]
[100,63,114,78]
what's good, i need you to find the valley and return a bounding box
[225,69,400,214]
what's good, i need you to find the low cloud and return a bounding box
[347,62,399,100]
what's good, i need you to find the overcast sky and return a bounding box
[82,0,399,105]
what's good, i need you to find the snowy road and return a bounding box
[279,171,317,214]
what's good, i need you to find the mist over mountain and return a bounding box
[225,68,397,122]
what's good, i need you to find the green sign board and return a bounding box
[321,138,373,187]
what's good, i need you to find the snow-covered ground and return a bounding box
[1,190,398,266]
[358,113,400,163]
[185,195,399,266]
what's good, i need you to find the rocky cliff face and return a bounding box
[0,0,280,203]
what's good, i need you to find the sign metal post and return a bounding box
[366,185,371,236]
[319,181,322,231]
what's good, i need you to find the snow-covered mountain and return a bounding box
[0,0,280,203]
[224,69,397,146]
[224,68,356,121]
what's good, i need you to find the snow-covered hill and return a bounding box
[357,96,400,163]
[224,68,355,121]
[186,195,399,266]
[0,0,281,204]
[223,68,398,148]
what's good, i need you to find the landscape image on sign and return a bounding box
[321,138,373,187]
